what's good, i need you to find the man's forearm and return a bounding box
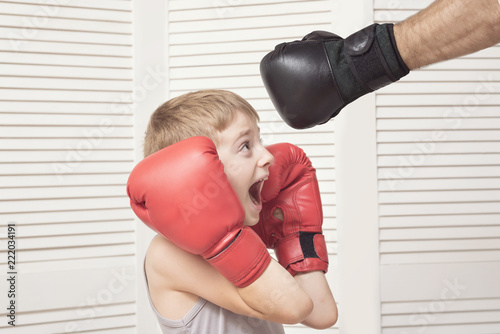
[394,0,500,70]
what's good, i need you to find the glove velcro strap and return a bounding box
[206,227,271,288]
[275,232,329,276]
[377,23,410,79]
[344,24,395,92]
[329,23,409,101]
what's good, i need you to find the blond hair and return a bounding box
[144,89,260,157]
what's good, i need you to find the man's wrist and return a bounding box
[393,22,420,70]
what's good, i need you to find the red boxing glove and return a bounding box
[127,136,271,287]
[252,143,329,276]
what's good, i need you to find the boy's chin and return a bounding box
[243,215,259,227]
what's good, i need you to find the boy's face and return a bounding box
[217,111,274,226]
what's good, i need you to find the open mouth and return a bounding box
[249,179,264,206]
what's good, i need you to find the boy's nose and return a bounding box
[260,146,275,168]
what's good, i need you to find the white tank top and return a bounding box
[144,261,285,334]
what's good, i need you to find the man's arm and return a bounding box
[395,0,500,70]
[259,0,500,128]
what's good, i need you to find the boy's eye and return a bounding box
[241,141,250,151]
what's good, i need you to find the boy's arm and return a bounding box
[147,234,313,324]
[237,258,314,323]
[295,271,337,329]
[252,143,338,329]
[129,137,313,324]
[271,207,338,329]
[128,137,270,288]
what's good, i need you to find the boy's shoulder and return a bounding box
[145,235,172,285]
[147,234,176,259]
[145,234,202,319]
[145,234,207,288]
[146,234,187,279]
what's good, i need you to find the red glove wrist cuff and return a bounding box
[275,232,329,276]
[206,227,271,288]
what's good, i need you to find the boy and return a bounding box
[127,90,337,333]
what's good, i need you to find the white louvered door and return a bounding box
[3,0,497,333]
[375,0,500,333]
[167,1,339,333]
[0,1,137,333]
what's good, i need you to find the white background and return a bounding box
[0,0,499,333]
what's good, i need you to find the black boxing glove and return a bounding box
[260,23,410,129]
